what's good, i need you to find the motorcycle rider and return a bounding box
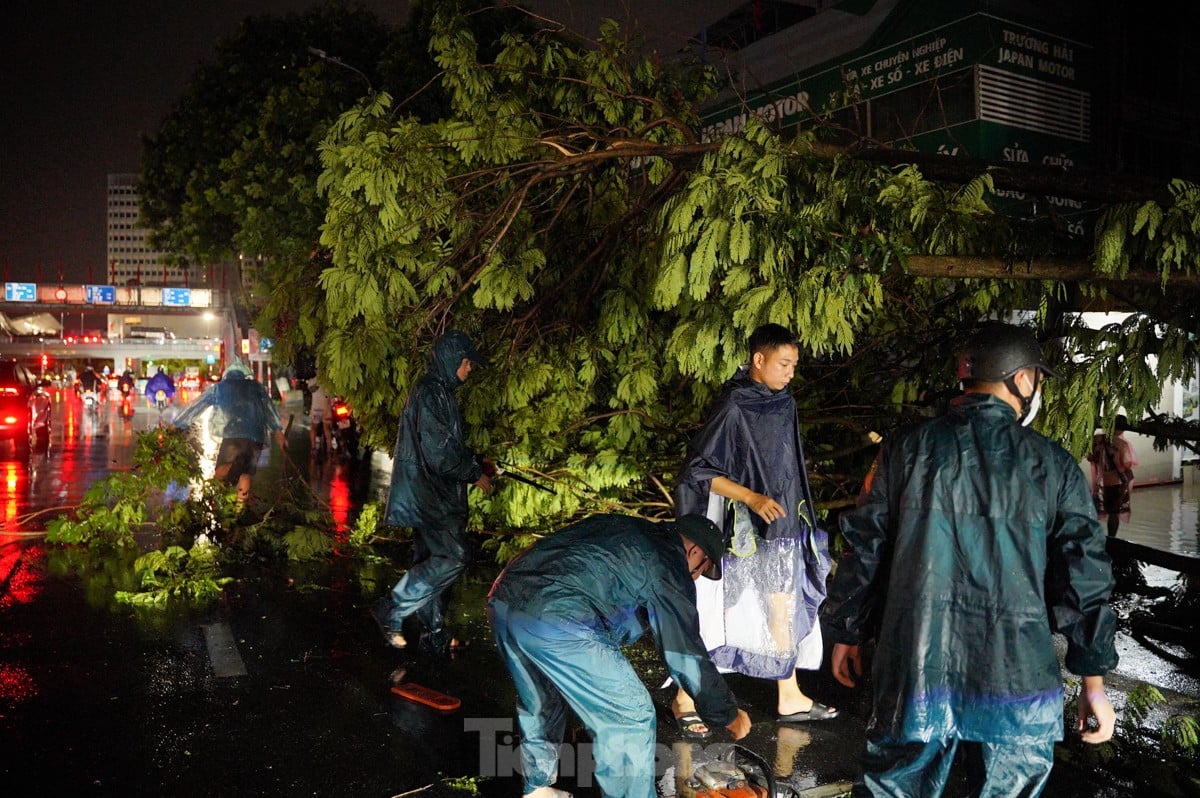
[117,368,136,396]
[145,366,176,407]
[117,368,137,417]
[78,363,103,405]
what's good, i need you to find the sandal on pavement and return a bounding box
[777,701,839,723]
[674,712,712,740]
[370,600,408,650]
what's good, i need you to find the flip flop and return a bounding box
[777,701,839,723]
[370,599,407,649]
[674,712,712,740]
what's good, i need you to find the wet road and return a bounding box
[0,391,1198,797]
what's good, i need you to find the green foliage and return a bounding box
[145,4,1200,541]
[306,8,1200,535]
[44,428,364,606]
[116,544,232,607]
[45,475,146,548]
[281,525,336,561]
[1066,680,1200,782]
[349,501,383,547]
[44,428,200,549]
[1162,713,1200,761]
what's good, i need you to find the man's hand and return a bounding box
[481,456,499,477]
[1077,677,1115,744]
[831,643,862,688]
[725,709,751,740]
[474,473,493,495]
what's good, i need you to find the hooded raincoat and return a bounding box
[822,393,1118,747]
[385,333,484,530]
[674,367,829,678]
[488,515,740,798]
[382,331,485,651]
[173,365,282,444]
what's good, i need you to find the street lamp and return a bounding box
[306,47,373,95]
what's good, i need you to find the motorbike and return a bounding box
[154,389,169,410]
[119,383,136,419]
[82,389,99,411]
[329,397,363,460]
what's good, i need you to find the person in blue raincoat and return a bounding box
[173,360,285,504]
[377,330,493,655]
[672,323,834,738]
[145,366,176,404]
[488,513,752,798]
[822,323,1118,797]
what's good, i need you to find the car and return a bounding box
[0,360,53,452]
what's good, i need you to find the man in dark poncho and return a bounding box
[377,330,493,655]
[822,323,1117,796]
[488,513,751,798]
[672,323,833,738]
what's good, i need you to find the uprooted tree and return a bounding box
[143,2,1200,533]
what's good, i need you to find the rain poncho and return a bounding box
[385,333,484,529]
[145,370,175,400]
[674,366,830,679]
[173,367,281,444]
[822,393,1118,745]
[382,331,486,653]
[488,515,740,798]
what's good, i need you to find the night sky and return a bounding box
[0,0,737,285]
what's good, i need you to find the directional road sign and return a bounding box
[4,282,37,302]
[162,287,192,307]
[86,285,116,304]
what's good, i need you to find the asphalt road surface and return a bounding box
[0,389,1194,797]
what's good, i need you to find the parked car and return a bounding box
[0,360,53,452]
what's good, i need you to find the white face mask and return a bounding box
[1022,388,1042,426]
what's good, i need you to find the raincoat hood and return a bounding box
[223,360,252,380]
[428,331,487,388]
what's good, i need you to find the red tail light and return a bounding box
[2,416,17,425]
[0,388,18,396]
[333,403,351,419]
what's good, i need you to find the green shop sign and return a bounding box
[701,13,1091,142]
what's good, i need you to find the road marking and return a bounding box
[202,622,248,677]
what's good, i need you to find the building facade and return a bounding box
[106,173,199,287]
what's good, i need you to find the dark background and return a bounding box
[0,0,737,284]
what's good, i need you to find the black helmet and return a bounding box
[957,323,1059,382]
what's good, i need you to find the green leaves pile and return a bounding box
[45,428,341,607]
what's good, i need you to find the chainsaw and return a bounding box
[673,743,781,798]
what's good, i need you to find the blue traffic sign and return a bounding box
[4,282,37,302]
[162,287,191,307]
[86,284,116,304]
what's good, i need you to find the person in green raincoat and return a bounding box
[822,323,1118,797]
[488,513,752,798]
[376,330,493,655]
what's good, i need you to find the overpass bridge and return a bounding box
[0,280,262,375]
[0,337,224,371]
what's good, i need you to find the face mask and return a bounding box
[1021,388,1042,426]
